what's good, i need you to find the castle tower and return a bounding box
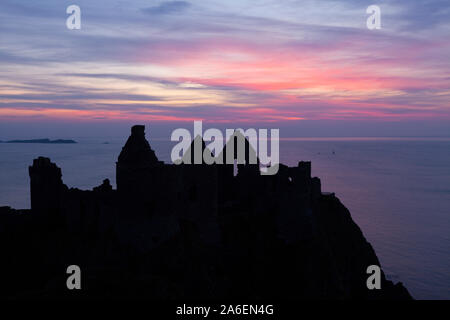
[29,157,65,220]
[116,125,160,198]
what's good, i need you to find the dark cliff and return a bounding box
[0,125,412,300]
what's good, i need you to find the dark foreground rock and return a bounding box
[0,125,412,300]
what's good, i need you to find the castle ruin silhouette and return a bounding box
[0,125,412,299]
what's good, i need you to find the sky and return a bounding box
[0,0,449,138]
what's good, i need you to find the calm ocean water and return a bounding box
[0,138,449,299]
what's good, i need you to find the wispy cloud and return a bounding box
[142,1,191,15]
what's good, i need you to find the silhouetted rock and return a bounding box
[0,125,412,300]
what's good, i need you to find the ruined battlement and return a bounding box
[28,125,320,247]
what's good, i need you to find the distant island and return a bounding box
[0,138,77,144]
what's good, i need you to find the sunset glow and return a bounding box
[1,0,449,134]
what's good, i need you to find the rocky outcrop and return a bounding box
[0,125,412,300]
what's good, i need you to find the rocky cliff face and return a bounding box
[0,125,412,300]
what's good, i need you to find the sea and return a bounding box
[0,137,449,299]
